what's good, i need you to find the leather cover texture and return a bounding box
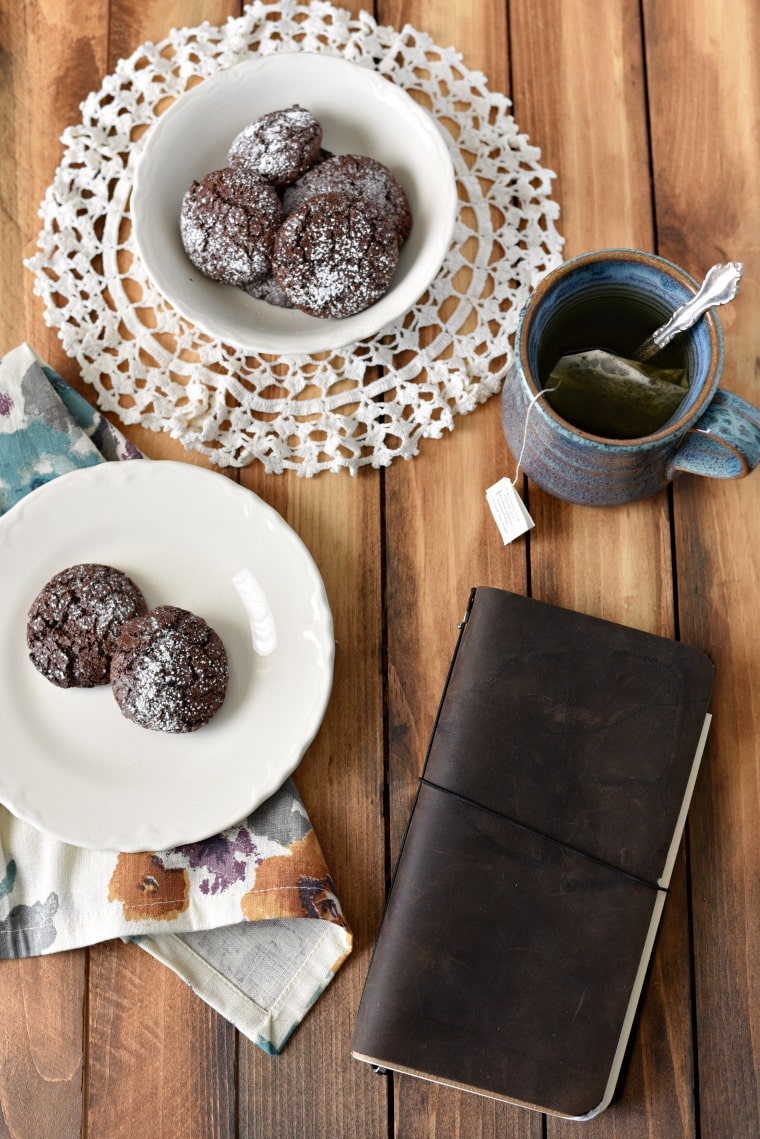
[352,587,715,1118]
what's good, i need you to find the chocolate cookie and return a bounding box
[272,191,400,319]
[180,166,283,286]
[27,564,148,689]
[283,154,412,242]
[110,606,228,733]
[227,105,323,187]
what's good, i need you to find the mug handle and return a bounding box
[667,390,760,481]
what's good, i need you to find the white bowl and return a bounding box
[132,53,457,355]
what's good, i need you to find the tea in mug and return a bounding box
[546,349,688,438]
[537,294,689,439]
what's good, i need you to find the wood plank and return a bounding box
[643,0,760,1133]
[235,0,389,1131]
[384,389,541,1135]
[79,5,242,1139]
[509,2,697,1135]
[0,3,109,1135]
[379,2,541,1135]
[87,941,236,1139]
[380,0,521,857]
[0,0,109,373]
[0,953,84,1139]
[108,0,222,67]
[237,466,388,1139]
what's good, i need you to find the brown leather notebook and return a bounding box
[351,587,715,1119]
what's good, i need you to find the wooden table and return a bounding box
[2,1,759,1136]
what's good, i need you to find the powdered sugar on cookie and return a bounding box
[228,105,322,187]
[180,167,283,287]
[272,191,400,319]
[180,104,412,318]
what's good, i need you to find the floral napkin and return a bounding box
[0,343,351,1054]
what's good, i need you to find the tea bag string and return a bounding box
[511,384,559,486]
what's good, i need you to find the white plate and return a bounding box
[0,461,334,850]
[131,53,457,354]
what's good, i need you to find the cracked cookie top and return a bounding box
[272,190,400,319]
[110,605,229,733]
[27,564,148,689]
[227,105,323,187]
[283,153,412,242]
[180,166,283,287]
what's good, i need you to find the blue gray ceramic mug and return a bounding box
[501,250,760,506]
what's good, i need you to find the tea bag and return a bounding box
[547,349,688,439]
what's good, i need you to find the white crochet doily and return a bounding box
[28,0,563,475]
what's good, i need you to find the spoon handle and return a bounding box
[634,261,743,361]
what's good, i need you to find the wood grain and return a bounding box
[87,941,236,1139]
[1,0,759,1135]
[237,467,389,1139]
[379,3,539,1136]
[235,1,389,1132]
[0,0,109,374]
[81,5,245,1137]
[510,2,696,1136]
[0,2,109,1134]
[643,0,760,1133]
[0,953,84,1139]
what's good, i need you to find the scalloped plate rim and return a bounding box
[131,52,457,354]
[0,461,334,850]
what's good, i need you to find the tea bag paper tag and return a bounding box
[486,477,535,544]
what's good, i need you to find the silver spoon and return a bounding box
[633,261,743,362]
